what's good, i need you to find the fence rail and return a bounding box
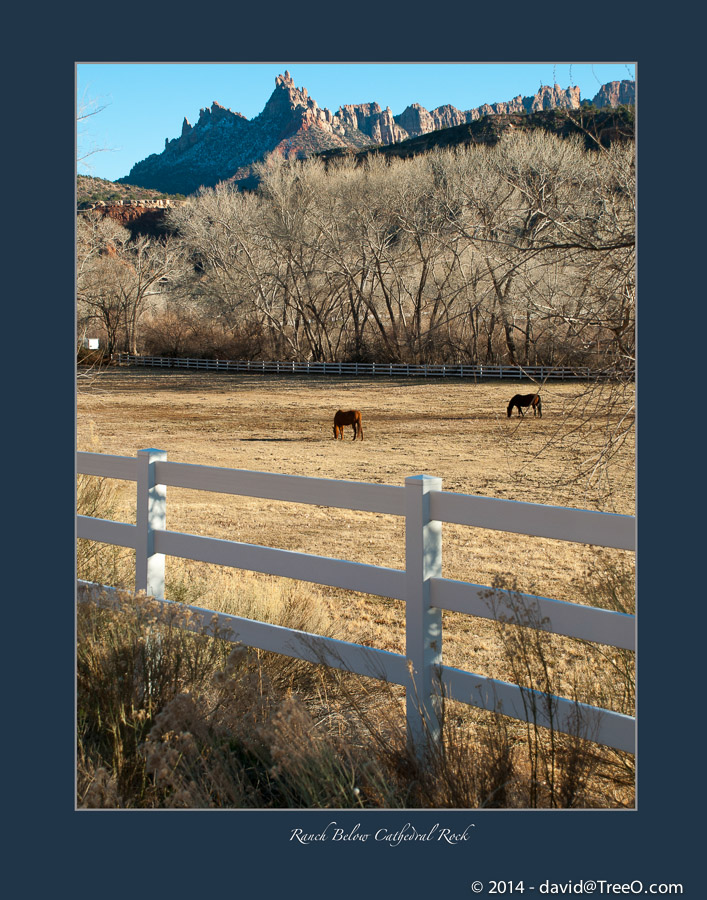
[77,448,636,755]
[114,353,596,381]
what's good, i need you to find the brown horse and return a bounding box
[507,393,542,418]
[333,409,363,440]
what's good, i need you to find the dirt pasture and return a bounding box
[77,367,635,686]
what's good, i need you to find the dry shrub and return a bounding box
[77,590,234,807]
[317,670,520,808]
[571,553,636,793]
[411,701,518,808]
[78,765,120,809]
[573,552,635,714]
[165,562,338,697]
[138,641,400,808]
[77,580,635,808]
[482,563,635,808]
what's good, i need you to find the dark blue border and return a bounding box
[12,4,700,895]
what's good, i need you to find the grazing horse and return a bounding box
[333,409,363,440]
[507,393,542,418]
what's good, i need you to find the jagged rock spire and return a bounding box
[121,73,634,196]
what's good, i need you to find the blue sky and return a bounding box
[77,62,636,182]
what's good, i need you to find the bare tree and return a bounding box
[77,213,188,356]
[168,130,633,375]
[77,214,133,355]
[77,89,113,173]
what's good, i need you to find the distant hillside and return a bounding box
[77,175,189,237]
[317,105,635,167]
[77,175,186,207]
[77,106,634,237]
[117,71,635,196]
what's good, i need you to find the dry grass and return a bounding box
[77,580,634,809]
[77,367,634,674]
[76,367,635,808]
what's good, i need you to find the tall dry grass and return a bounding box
[480,557,635,807]
[77,441,635,809]
[77,563,635,808]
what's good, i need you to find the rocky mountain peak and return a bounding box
[530,84,581,111]
[589,80,635,108]
[120,72,635,196]
[263,71,313,115]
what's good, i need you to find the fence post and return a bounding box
[405,474,443,758]
[136,449,167,599]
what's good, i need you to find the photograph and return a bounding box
[75,61,638,817]
[13,10,697,894]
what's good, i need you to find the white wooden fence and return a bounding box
[115,353,594,381]
[76,449,636,755]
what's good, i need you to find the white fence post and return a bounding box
[405,474,443,757]
[136,449,167,599]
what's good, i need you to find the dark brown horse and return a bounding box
[507,393,542,418]
[333,409,363,440]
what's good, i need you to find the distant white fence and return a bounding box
[114,353,594,381]
[77,449,636,755]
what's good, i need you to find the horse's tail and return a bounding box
[536,395,542,417]
[507,398,514,417]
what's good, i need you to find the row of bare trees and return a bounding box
[77,130,634,374]
[77,213,188,357]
